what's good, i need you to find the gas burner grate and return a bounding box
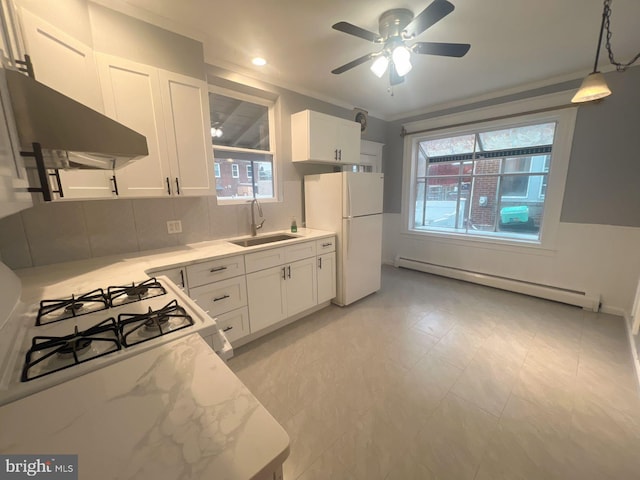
[107,277,167,308]
[117,299,194,347]
[22,318,121,382]
[36,289,109,326]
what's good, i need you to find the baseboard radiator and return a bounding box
[395,256,601,312]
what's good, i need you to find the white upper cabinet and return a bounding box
[291,110,360,164]
[0,63,32,218]
[96,54,171,197]
[20,9,103,112]
[16,9,214,201]
[96,54,214,198]
[159,70,215,196]
[19,9,116,200]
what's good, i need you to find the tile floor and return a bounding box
[228,266,640,480]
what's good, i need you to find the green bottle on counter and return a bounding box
[291,216,298,233]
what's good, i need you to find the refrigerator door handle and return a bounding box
[347,178,352,217]
[346,218,351,258]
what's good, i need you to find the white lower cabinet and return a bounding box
[247,256,317,334]
[285,257,317,317]
[151,266,188,291]
[317,252,336,304]
[155,236,335,344]
[215,307,249,344]
[246,265,287,333]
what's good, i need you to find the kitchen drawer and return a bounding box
[285,241,316,263]
[190,276,247,317]
[245,247,286,273]
[216,307,249,344]
[315,237,335,254]
[186,255,245,288]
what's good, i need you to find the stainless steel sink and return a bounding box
[229,233,299,247]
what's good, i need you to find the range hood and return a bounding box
[5,68,148,170]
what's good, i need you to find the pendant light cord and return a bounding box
[603,0,640,72]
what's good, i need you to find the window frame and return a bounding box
[208,85,278,204]
[214,163,221,178]
[231,163,239,178]
[401,92,577,251]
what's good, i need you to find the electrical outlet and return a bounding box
[167,220,182,234]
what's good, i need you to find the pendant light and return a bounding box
[572,0,640,103]
[571,3,610,102]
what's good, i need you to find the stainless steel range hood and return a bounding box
[5,68,148,170]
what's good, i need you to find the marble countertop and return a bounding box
[0,334,290,480]
[14,228,334,302]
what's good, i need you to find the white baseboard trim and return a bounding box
[599,305,627,317]
[623,313,640,391]
[396,257,601,311]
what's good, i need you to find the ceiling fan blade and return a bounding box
[331,53,375,74]
[413,42,471,57]
[389,63,405,86]
[332,22,382,43]
[404,0,455,38]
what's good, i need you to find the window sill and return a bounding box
[402,228,557,256]
[216,196,279,206]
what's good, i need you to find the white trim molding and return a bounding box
[400,92,577,252]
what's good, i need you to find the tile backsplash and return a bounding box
[0,181,302,269]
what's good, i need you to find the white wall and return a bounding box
[383,212,640,315]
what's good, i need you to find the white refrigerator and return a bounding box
[304,172,384,306]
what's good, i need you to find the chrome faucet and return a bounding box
[249,198,265,236]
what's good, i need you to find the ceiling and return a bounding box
[96,0,640,120]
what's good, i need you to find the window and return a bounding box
[405,104,577,246]
[214,163,220,178]
[209,88,276,201]
[539,157,551,198]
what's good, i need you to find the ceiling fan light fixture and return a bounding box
[571,72,611,103]
[392,45,412,76]
[370,55,390,78]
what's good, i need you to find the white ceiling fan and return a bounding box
[331,0,471,86]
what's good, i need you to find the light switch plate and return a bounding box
[167,220,182,234]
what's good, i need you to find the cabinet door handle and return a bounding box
[110,175,119,195]
[318,257,322,269]
[210,266,228,273]
[49,169,64,198]
[282,267,286,280]
[287,265,291,279]
[175,177,181,195]
[213,294,230,302]
[338,149,342,161]
[179,269,185,288]
[334,149,338,160]
[222,326,233,332]
[322,242,332,247]
[166,177,172,195]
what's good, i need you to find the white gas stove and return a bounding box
[0,275,232,406]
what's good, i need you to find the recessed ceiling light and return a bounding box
[252,57,267,67]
